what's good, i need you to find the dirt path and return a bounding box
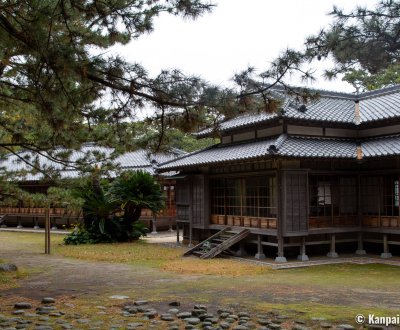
[1,248,160,301]
[1,236,400,318]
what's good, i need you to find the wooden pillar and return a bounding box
[380,234,392,259]
[327,234,338,258]
[176,222,181,246]
[355,232,366,255]
[17,216,23,229]
[151,213,157,234]
[34,217,40,229]
[51,216,57,230]
[297,236,309,261]
[168,217,173,232]
[235,242,247,257]
[255,235,266,259]
[275,237,287,263]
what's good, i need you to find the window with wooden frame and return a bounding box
[310,175,357,217]
[383,176,400,216]
[309,176,333,217]
[210,176,277,218]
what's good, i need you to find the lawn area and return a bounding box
[1,231,400,322]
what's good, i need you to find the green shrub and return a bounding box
[64,171,159,244]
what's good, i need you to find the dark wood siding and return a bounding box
[191,175,208,229]
[282,170,309,235]
[175,180,190,221]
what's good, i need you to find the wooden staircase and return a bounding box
[183,227,250,259]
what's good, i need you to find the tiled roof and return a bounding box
[362,135,400,158]
[278,136,357,159]
[159,135,360,170]
[0,145,184,181]
[158,137,277,169]
[196,85,400,137]
[359,92,400,123]
[159,133,400,171]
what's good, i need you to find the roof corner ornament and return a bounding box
[268,134,287,154]
[354,100,361,125]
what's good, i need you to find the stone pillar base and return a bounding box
[327,252,339,258]
[275,256,287,263]
[297,254,309,261]
[255,253,266,260]
[381,252,392,259]
[17,225,23,229]
[355,249,367,255]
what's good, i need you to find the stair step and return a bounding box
[211,238,226,243]
[219,235,235,239]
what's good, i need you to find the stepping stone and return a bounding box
[134,300,148,306]
[0,263,18,272]
[41,298,55,304]
[14,303,32,310]
[177,312,192,319]
[13,310,25,315]
[185,317,201,325]
[161,314,175,321]
[109,295,129,300]
[337,325,355,330]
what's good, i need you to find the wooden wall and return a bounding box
[282,170,309,235]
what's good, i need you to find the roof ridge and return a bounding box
[358,84,400,100]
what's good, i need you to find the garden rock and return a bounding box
[337,325,355,330]
[169,301,180,307]
[109,295,129,300]
[185,317,201,325]
[0,263,18,272]
[14,303,32,310]
[177,312,192,319]
[134,300,148,306]
[41,298,55,304]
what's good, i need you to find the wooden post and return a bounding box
[17,216,23,229]
[255,235,266,259]
[275,237,287,263]
[168,217,173,232]
[151,212,157,234]
[355,232,366,255]
[34,217,40,229]
[45,208,51,255]
[297,236,309,261]
[327,234,338,258]
[381,234,392,259]
[176,222,180,246]
[235,242,247,257]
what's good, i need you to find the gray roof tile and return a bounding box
[196,85,400,137]
[362,135,400,158]
[279,136,357,159]
[159,135,359,170]
[0,145,183,181]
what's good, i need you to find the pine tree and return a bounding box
[305,0,400,90]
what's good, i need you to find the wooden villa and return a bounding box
[158,85,400,262]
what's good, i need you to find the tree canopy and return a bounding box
[0,0,316,171]
[305,0,400,90]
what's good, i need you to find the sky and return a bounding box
[113,0,378,93]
